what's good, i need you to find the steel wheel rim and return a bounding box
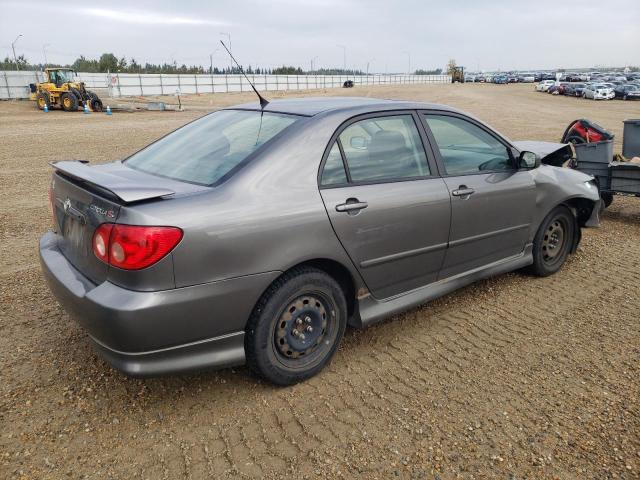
[63,97,71,108]
[269,290,339,371]
[542,218,566,263]
[275,295,329,360]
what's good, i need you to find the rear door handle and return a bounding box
[452,187,475,197]
[335,199,368,213]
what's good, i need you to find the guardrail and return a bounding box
[1,71,452,99]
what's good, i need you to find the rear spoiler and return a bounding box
[50,160,175,203]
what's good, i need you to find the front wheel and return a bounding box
[245,267,347,385]
[60,92,78,111]
[527,206,576,277]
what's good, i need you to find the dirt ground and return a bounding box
[1,83,639,480]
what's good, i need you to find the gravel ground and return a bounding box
[1,83,639,480]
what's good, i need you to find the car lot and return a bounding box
[1,83,639,479]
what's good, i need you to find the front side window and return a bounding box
[337,115,430,183]
[423,115,513,175]
[126,110,298,185]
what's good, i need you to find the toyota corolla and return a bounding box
[40,97,601,384]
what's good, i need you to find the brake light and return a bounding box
[92,224,183,270]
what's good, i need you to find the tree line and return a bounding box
[1,52,450,75]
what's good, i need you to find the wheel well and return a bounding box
[286,259,357,320]
[562,197,596,227]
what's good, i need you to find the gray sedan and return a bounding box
[40,97,601,384]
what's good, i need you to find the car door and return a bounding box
[420,112,536,280]
[319,112,451,299]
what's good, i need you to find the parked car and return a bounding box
[583,83,615,100]
[536,80,556,92]
[519,74,535,83]
[614,84,640,100]
[494,75,508,84]
[40,97,601,384]
[549,82,569,95]
[564,83,587,97]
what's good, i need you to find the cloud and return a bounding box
[79,7,230,26]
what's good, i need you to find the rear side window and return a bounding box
[337,115,430,183]
[321,143,348,185]
[126,110,298,185]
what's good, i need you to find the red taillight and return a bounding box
[92,224,183,270]
[93,224,113,263]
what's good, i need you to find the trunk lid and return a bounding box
[50,160,208,285]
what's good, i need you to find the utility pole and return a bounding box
[42,43,50,67]
[310,56,318,73]
[337,45,346,71]
[11,34,22,70]
[220,32,232,70]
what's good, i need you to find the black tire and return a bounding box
[35,91,50,110]
[601,192,614,209]
[90,97,103,112]
[527,206,576,277]
[245,267,347,385]
[69,87,84,103]
[60,92,78,112]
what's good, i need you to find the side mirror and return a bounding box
[350,136,368,150]
[519,151,540,169]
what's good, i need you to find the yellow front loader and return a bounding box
[30,68,103,112]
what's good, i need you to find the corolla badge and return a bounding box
[90,204,115,218]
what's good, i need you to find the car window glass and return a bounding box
[424,115,513,175]
[338,115,429,182]
[321,143,348,185]
[126,110,298,185]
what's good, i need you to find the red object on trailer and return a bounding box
[561,119,614,144]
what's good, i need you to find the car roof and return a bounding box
[227,96,459,117]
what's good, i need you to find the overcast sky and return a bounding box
[1,0,638,72]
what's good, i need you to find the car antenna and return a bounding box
[220,40,269,109]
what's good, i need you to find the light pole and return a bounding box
[42,43,50,67]
[403,51,411,74]
[11,34,22,70]
[209,48,219,74]
[310,56,318,73]
[366,58,375,76]
[337,45,346,71]
[220,32,232,71]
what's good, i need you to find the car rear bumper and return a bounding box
[39,231,280,376]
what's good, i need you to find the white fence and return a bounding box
[1,70,451,99]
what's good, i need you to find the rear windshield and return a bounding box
[125,109,299,185]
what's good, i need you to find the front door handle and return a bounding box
[451,186,475,197]
[335,198,368,213]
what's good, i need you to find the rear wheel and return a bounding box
[60,92,78,112]
[90,97,103,112]
[35,91,50,110]
[528,206,576,277]
[245,267,347,385]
